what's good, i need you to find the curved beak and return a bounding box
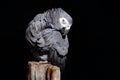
[60,27,70,36]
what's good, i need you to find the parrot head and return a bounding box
[48,8,73,36]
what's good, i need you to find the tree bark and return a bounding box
[27,61,60,80]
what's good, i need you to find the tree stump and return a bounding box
[27,61,60,80]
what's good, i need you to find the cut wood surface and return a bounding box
[27,61,60,80]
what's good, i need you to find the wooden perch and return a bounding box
[27,61,60,80]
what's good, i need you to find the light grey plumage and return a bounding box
[26,8,73,70]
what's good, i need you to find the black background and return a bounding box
[0,0,120,80]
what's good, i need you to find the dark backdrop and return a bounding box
[0,0,120,80]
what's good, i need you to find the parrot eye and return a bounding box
[62,19,66,24]
[59,17,69,27]
[61,18,66,24]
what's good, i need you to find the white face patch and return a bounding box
[59,17,71,30]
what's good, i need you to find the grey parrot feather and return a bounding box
[25,8,73,70]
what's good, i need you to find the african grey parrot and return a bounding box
[25,8,73,70]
